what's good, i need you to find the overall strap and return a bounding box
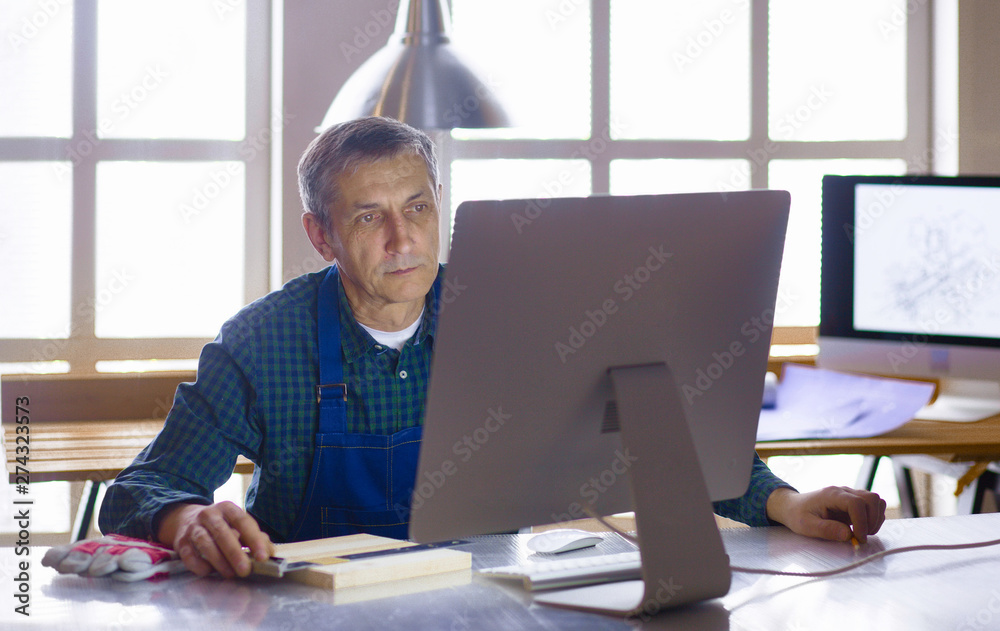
[316,266,347,434]
[315,265,443,434]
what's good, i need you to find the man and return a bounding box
[100,116,886,580]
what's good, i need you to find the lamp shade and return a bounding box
[318,0,510,131]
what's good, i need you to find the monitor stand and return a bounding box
[913,378,1000,423]
[534,363,732,617]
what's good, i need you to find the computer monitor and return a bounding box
[409,190,790,615]
[819,174,1000,422]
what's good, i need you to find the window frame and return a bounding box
[0,0,272,372]
[443,0,933,346]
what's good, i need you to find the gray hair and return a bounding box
[297,116,440,229]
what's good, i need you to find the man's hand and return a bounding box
[765,486,887,544]
[157,501,274,578]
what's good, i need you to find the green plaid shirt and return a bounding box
[100,264,790,542]
[99,265,441,542]
[714,455,794,527]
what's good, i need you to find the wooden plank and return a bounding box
[5,437,154,451]
[3,415,253,482]
[7,447,163,461]
[1,419,165,440]
[756,416,1000,460]
[4,449,254,482]
[259,534,472,591]
[298,548,472,590]
[270,533,418,562]
[1,371,194,423]
[6,462,134,479]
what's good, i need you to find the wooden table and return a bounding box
[756,414,1000,461]
[3,418,254,483]
[1,372,254,540]
[756,413,1000,516]
[3,416,255,540]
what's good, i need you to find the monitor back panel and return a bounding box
[411,190,789,541]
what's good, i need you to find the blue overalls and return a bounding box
[287,265,437,541]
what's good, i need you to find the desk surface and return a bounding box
[3,512,999,630]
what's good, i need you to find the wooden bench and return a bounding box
[1,371,254,540]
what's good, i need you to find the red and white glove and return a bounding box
[42,534,188,582]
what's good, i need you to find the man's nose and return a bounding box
[386,215,413,253]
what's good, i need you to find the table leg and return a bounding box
[891,460,920,518]
[957,470,1000,514]
[855,455,881,490]
[73,480,103,542]
[856,455,921,517]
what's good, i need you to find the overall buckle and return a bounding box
[315,383,348,404]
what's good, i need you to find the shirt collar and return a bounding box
[336,265,443,364]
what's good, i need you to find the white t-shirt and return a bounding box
[358,308,425,351]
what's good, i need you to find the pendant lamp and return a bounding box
[317,0,510,131]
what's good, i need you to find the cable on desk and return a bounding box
[730,536,1000,578]
[582,504,1000,580]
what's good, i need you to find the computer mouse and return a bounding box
[527,529,603,554]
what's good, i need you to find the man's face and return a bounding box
[319,152,440,323]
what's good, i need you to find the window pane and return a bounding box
[96,0,246,140]
[0,0,73,137]
[450,159,591,237]
[611,0,750,140]
[450,0,590,139]
[610,159,751,195]
[768,159,907,327]
[0,361,69,375]
[451,158,592,208]
[95,161,245,338]
[96,359,198,373]
[769,0,907,141]
[0,162,72,338]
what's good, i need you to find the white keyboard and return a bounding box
[478,550,642,591]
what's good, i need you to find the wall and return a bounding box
[958,0,1000,175]
[278,0,391,284]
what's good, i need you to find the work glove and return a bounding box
[42,533,188,582]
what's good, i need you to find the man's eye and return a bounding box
[360,213,377,223]
[413,203,427,213]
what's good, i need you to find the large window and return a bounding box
[0,0,271,375]
[0,0,958,538]
[0,0,940,373]
[448,0,932,336]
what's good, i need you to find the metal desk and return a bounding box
[4,513,1000,630]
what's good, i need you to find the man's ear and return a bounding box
[302,212,338,262]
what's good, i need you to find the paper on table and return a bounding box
[756,364,935,441]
